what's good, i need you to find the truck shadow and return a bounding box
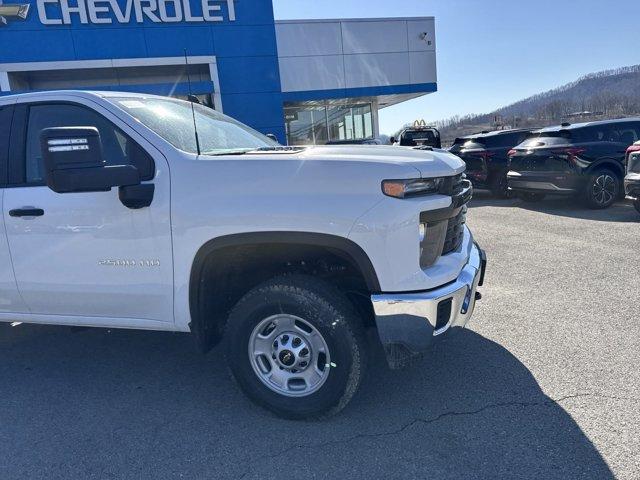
[0,324,613,479]
[469,189,637,223]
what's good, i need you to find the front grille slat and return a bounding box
[441,207,466,255]
[420,174,469,267]
[439,173,465,196]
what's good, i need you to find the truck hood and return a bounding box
[294,145,466,178]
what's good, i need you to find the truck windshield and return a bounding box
[110,97,279,155]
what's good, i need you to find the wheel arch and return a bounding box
[586,159,624,178]
[188,232,380,352]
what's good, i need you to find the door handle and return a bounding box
[9,208,45,218]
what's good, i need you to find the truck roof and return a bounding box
[0,90,169,103]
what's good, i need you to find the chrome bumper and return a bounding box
[371,243,486,368]
[625,173,640,199]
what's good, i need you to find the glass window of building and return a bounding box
[285,103,373,146]
[284,106,328,145]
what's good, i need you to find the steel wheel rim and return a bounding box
[592,174,616,205]
[248,314,331,397]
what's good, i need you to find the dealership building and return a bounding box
[0,0,437,144]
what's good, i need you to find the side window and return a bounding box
[0,106,13,186]
[25,104,154,185]
[574,126,610,143]
[611,123,638,146]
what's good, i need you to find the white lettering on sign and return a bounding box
[36,0,236,24]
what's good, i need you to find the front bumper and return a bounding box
[624,173,640,200]
[507,171,581,195]
[371,242,486,368]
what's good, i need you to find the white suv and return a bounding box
[0,91,486,418]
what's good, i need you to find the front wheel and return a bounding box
[225,275,367,419]
[584,170,620,209]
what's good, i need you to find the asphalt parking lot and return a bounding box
[0,193,638,480]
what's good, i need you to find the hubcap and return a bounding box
[592,174,616,205]
[248,314,331,397]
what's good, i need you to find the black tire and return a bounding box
[520,192,546,202]
[584,169,620,209]
[489,172,512,199]
[634,199,640,215]
[225,275,367,420]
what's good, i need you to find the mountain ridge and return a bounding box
[437,64,640,142]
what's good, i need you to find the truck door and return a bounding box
[3,101,174,327]
[0,103,29,315]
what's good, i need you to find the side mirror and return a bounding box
[40,127,140,194]
[266,133,278,142]
[389,137,396,144]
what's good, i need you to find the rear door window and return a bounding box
[610,123,639,146]
[572,125,622,144]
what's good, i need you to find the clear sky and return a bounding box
[273,0,640,135]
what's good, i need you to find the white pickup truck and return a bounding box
[0,91,486,419]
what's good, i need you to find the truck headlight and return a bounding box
[382,178,444,198]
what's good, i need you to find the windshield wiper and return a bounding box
[201,149,253,156]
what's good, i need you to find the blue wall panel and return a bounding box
[0,1,286,141]
[144,26,215,58]
[72,28,148,60]
[212,25,278,57]
[217,56,281,94]
[224,1,279,26]
[0,30,76,63]
[221,92,285,128]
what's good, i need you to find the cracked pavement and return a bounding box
[0,193,638,479]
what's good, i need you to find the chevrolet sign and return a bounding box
[36,0,236,25]
[0,1,30,25]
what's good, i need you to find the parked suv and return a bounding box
[0,91,486,419]
[625,141,640,214]
[449,129,532,198]
[392,124,442,149]
[507,118,639,208]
